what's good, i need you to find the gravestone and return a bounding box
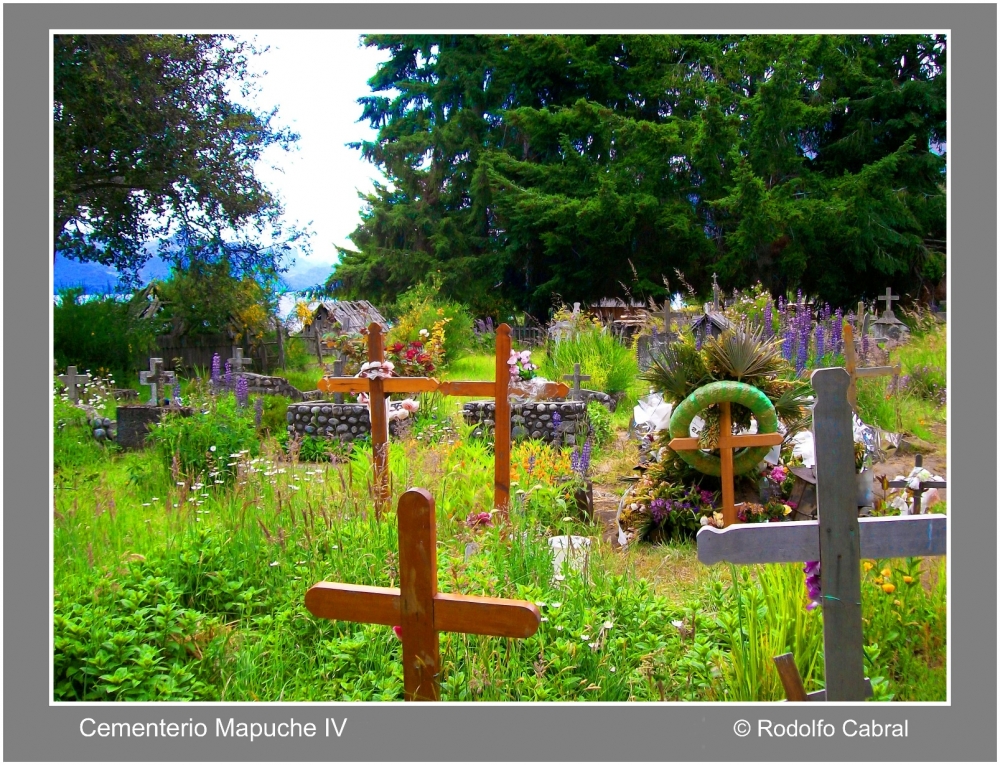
[562,363,591,400]
[871,287,909,342]
[116,404,193,450]
[228,347,253,374]
[139,358,176,405]
[57,366,90,404]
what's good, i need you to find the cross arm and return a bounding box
[305,583,541,639]
[317,377,443,395]
[668,433,783,450]
[696,514,947,565]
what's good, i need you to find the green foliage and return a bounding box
[333,34,945,315]
[53,288,157,380]
[386,279,474,361]
[585,401,614,447]
[148,396,259,482]
[540,328,639,397]
[54,34,303,280]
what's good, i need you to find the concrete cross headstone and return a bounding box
[842,323,900,412]
[228,347,253,374]
[877,288,899,318]
[57,365,90,404]
[562,363,592,400]
[139,358,166,405]
[696,368,947,701]
[305,488,541,700]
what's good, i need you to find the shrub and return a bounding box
[53,287,157,380]
[387,280,474,361]
[585,401,614,447]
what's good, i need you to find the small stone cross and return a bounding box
[562,363,591,399]
[228,347,253,374]
[57,365,90,404]
[877,288,899,318]
[139,358,175,405]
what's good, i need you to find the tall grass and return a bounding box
[539,328,641,405]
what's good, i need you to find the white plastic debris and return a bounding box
[548,535,591,577]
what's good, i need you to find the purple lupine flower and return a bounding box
[552,411,562,429]
[573,438,593,477]
[254,396,263,428]
[211,353,222,386]
[814,323,825,363]
[700,489,715,506]
[804,560,822,610]
[823,303,831,323]
[224,361,233,390]
[796,330,809,376]
[861,333,870,360]
[782,327,795,362]
[173,382,182,404]
[486,317,494,333]
[527,453,536,476]
[763,299,773,339]
[235,375,249,407]
[831,308,843,353]
[650,498,671,525]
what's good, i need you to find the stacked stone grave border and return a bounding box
[463,389,615,445]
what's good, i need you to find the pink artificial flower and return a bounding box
[392,625,403,640]
[770,465,788,483]
[401,399,420,413]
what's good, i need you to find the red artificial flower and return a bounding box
[392,625,403,640]
[411,340,424,349]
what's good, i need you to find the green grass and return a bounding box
[52,329,948,702]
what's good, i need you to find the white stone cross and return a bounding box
[139,358,175,405]
[57,365,90,404]
[228,347,253,374]
[877,288,899,318]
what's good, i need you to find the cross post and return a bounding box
[562,363,592,399]
[877,288,899,318]
[696,368,947,701]
[305,488,541,701]
[139,358,174,405]
[57,365,90,404]
[711,273,721,312]
[842,323,901,412]
[228,347,253,374]
[668,401,783,527]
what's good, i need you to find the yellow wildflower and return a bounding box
[902,575,914,584]
[881,567,892,578]
[893,599,902,607]
[873,577,883,585]
[881,583,896,594]
[782,504,792,516]
[863,561,874,572]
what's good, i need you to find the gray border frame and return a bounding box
[7,3,995,762]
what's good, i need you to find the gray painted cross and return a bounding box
[711,273,721,311]
[228,347,253,374]
[878,288,899,318]
[696,367,946,701]
[562,363,591,399]
[57,365,90,404]
[139,358,176,405]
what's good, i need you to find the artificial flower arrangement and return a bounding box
[618,475,718,542]
[735,499,793,523]
[508,350,539,381]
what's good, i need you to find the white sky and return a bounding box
[240,32,391,271]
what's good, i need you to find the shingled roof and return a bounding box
[305,300,389,333]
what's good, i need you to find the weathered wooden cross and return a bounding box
[668,401,783,527]
[562,363,592,400]
[228,346,253,374]
[842,323,901,412]
[331,356,345,404]
[57,365,90,404]
[696,368,947,701]
[877,287,899,318]
[883,454,948,515]
[712,273,721,311]
[317,323,568,516]
[139,358,175,405]
[305,488,541,700]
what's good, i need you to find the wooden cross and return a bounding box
[562,363,591,399]
[842,323,901,412]
[228,347,253,374]
[317,323,568,516]
[305,488,541,701]
[668,400,783,527]
[139,358,175,405]
[697,368,947,701]
[57,365,90,404]
[711,273,721,312]
[883,454,948,515]
[331,356,345,404]
[877,287,899,318]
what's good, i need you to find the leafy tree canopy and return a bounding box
[54,34,307,284]
[330,34,945,316]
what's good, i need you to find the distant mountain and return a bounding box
[53,251,335,295]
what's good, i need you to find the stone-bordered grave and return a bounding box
[286,400,412,441]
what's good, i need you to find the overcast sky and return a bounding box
[240,32,391,273]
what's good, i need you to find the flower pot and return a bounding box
[856,469,874,508]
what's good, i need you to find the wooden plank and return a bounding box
[367,324,390,511]
[669,432,783,451]
[719,402,737,527]
[697,514,948,565]
[317,378,372,394]
[304,582,400,625]
[437,380,496,397]
[434,593,540,638]
[381,378,441,394]
[773,653,809,701]
[397,488,440,701]
[494,324,512,516]
[811,367,868,701]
